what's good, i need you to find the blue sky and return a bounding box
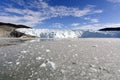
[0,0,120,30]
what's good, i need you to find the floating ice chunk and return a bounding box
[108,41,112,43]
[118,70,120,72]
[46,49,51,53]
[81,71,86,76]
[89,64,96,68]
[47,61,56,70]
[61,69,65,73]
[34,72,38,75]
[92,79,97,80]
[7,62,13,64]
[73,53,78,58]
[75,54,78,56]
[37,78,41,80]
[40,60,56,71]
[73,44,77,47]
[110,51,113,53]
[94,57,98,60]
[68,45,72,47]
[36,57,42,60]
[4,53,7,57]
[16,62,20,65]
[20,50,28,53]
[41,45,44,48]
[40,63,46,67]
[90,67,97,72]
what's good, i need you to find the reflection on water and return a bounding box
[0,39,31,47]
[29,38,55,43]
[9,39,28,43]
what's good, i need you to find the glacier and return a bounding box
[16,28,120,38]
[16,28,78,38]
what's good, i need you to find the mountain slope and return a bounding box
[0,22,31,38]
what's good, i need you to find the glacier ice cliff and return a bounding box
[16,28,120,38]
[16,28,78,38]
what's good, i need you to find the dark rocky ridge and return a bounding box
[99,27,120,31]
[0,22,33,38]
[0,22,31,28]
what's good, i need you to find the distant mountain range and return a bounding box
[0,22,31,28]
[99,27,120,31]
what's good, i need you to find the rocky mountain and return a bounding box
[0,22,32,38]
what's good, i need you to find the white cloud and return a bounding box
[0,0,103,27]
[90,19,99,23]
[0,8,48,26]
[93,10,103,13]
[107,0,120,3]
[84,17,99,23]
[71,23,81,27]
[50,23,65,29]
[0,15,41,26]
[104,23,120,27]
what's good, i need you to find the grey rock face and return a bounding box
[0,22,31,38]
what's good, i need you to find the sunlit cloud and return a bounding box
[50,23,65,29]
[0,0,103,27]
[71,23,81,27]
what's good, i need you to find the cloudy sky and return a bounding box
[0,0,120,29]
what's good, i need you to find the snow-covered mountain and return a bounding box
[16,28,120,38]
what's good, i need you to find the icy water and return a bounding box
[0,38,120,80]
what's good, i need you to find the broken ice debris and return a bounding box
[36,57,42,60]
[40,60,56,71]
[20,50,28,53]
[46,49,51,53]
